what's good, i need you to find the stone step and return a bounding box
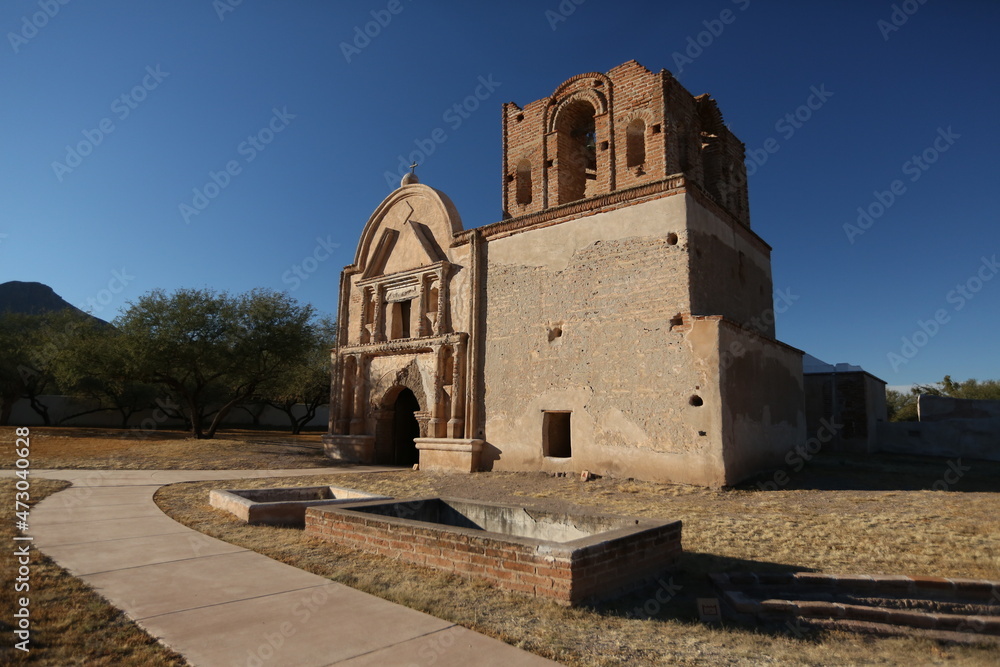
[711,572,1000,643]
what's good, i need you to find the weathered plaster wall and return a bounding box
[686,193,775,336]
[447,244,473,335]
[718,321,805,484]
[878,419,1000,462]
[481,197,731,485]
[918,394,1000,422]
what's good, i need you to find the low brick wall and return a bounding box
[305,498,682,605]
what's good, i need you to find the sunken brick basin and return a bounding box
[209,486,389,526]
[305,497,682,605]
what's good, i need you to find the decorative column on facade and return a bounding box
[334,353,350,435]
[349,354,366,435]
[435,267,448,335]
[358,287,371,344]
[447,339,466,438]
[373,288,386,343]
[428,344,446,438]
[418,275,430,338]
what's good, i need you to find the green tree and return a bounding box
[0,311,68,425]
[887,375,1000,422]
[47,319,158,428]
[116,288,317,439]
[938,375,1000,401]
[886,388,918,422]
[258,316,335,434]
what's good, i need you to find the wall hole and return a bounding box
[666,232,678,245]
[689,395,704,407]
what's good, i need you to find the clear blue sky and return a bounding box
[2,0,997,388]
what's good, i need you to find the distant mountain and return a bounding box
[0,281,108,324]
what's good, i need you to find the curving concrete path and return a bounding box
[21,468,559,667]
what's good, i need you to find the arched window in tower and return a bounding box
[626,118,646,169]
[555,99,598,204]
[516,159,532,205]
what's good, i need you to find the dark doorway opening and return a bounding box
[392,388,420,466]
[543,411,572,458]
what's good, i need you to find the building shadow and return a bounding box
[591,551,812,625]
[738,451,1000,493]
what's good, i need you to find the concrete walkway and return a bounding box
[25,468,558,667]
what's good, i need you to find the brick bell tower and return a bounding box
[501,59,750,228]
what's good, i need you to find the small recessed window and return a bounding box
[690,395,704,407]
[543,411,572,458]
[390,300,412,340]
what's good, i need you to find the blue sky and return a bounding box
[2,0,997,389]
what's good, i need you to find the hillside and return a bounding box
[0,281,108,324]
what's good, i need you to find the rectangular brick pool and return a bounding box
[305,497,681,605]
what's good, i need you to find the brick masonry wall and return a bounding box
[501,59,750,227]
[305,507,681,605]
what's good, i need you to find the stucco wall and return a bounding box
[481,196,730,484]
[686,193,774,336]
[918,394,1000,422]
[717,322,805,484]
[878,419,1000,462]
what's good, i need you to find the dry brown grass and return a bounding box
[0,478,188,666]
[154,453,1000,666]
[0,427,338,470]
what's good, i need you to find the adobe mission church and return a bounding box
[322,60,806,487]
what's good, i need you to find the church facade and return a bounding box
[322,60,805,486]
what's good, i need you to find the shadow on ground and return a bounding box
[739,452,1000,493]
[592,553,812,626]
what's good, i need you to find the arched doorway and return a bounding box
[391,388,420,466]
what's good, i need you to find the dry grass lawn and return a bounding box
[0,427,337,470]
[0,478,188,666]
[155,452,1000,666]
